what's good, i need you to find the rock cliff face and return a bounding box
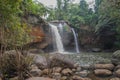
[25,14,53,52]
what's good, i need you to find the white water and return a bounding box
[49,24,64,52]
[71,28,80,53]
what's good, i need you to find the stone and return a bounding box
[79,70,89,77]
[33,54,48,69]
[49,53,75,68]
[61,76,67,80]
[94,69,112,76]
[72,69,76,72]
[112,50,120,65]
[30,64,39,70]
[9,77,18,80]
[42,69,50,75]
[94,64,115,70]
[110,77,120,80]
[30,68,42,76]
[52,67,62,73]
[0,78,2,80]
[62,68,72,75]
[112,50,120,58]
[74,63,79,68]
[115,65,120,70]
[26,77,55,80]
[72,76,91,80]
[92,48,101,52]
[111,59,120,65]
[115,69,120,77]
[52,73,61,80]
[82,78,92,80]
[72,75,83,80]
[76,67,81,72]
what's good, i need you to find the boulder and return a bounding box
[49,53,75,68]
[26,77,55,80]
[94,69,112,76]
[114,69,120,77]
[110,77,120,80]
[72,75,83,80]
[52,67,62,73]
[79,70,89,77]
[33,54,48,69]
[112,50,120,65]
[0,78,1,80]
[76,67,81,72]
[92,48,101,52]
[61,76,67,80]
[30,68,42,76]
[94,64,115,70]
[72,76,91,80]
[52,73,61,80]
[9,77,18,80]
[62,68,72,75]
[42,69,50,75]
[115,65,120,70]
[111,59,120,65]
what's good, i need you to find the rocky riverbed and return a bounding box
[64,52,112,66]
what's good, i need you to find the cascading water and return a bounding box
[71,28,80,53]
[49,24,64,53]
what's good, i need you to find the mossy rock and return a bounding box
[112,50,120,59]
[112,50,120,65]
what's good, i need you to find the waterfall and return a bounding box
[71,28,80,53]
[49,24,64,53]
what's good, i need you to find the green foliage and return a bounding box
[0,0,48,48]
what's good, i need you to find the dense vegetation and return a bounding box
[47,0,120,50]
[0,0,47,51]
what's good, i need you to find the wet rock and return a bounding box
[62,68,72,75]
[94,64,115,70]
[30,68,42,76]
[110,77,120,80]
[94,69,112,76]
[49,53,75,68]
[115,69,120,77]
[52,73,61,80]
[52,67,62,73]
[26,77,55,80]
